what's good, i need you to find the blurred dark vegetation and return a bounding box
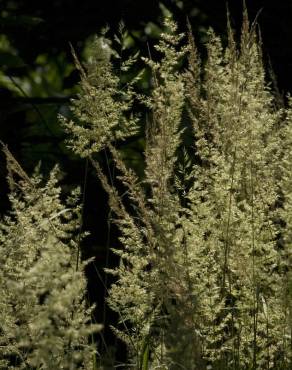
[1,0,291,364]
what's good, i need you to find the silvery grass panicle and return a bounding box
[62,35,138,158]
[185,7,290,369]
[0,145,101,369]
[138,18,201,369]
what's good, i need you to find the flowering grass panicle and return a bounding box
[0,145,101,369]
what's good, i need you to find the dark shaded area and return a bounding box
[1,0,291,365]
[1,1,292,89]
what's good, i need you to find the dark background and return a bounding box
[1,0,291,364]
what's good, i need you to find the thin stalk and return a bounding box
[76,157,89,271]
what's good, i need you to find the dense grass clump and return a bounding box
[1,8,292,370]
